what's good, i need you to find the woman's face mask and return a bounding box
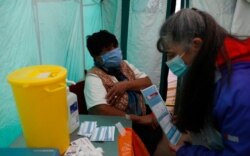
[166,53,187,77]
[95,48,123,70]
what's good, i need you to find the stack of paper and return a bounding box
[78,121,115,142]
[90,126,115,142]
[77,121,97,137]
[64,138,103,156]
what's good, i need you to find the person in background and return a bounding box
[157,8,250,155]
[84,30,170,156]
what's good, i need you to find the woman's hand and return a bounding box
[169,132,192,153]
[128,114,159,129]
[106,81,129,105]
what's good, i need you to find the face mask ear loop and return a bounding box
[180,52,185,58]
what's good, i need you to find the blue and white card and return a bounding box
[141,85,181,145]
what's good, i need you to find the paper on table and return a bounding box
[115,122,126,136]
[78,121,97,137]
[64,137,103,156]
[90,126,115,142]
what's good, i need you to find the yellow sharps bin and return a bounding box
[8,65,70,154]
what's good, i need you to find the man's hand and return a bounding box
[106,81,129,105]
[128,114,159,129]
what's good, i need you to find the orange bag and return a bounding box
[118,128,150,156]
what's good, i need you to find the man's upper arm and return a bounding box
[124,60,147,79]
[84,73,108,110]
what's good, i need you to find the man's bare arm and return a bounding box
[88,104,126,116]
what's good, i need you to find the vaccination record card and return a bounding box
[141,85,181,145]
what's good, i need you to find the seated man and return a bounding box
[84,30,165,156]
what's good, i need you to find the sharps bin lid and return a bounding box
[8,65,67,87]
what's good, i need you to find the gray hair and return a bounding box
[158,9,229,132]
[158,9,206,51]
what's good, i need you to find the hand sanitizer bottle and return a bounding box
[67,87,80,133]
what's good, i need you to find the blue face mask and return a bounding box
[166,54,187,77]
[95,48,123,71]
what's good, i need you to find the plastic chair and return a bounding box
[69,80,88,114]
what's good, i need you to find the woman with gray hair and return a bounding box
[157,8,250,155]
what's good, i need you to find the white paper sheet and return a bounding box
[141,85,181,145]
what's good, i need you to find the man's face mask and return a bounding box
[95,48,123,70]
[166,54,187,77]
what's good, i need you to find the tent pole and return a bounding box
[159,0,176,101]
[32,0,42,64]
[181,0,190,8]
[79,0,85,79]
[120,0,130,60]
